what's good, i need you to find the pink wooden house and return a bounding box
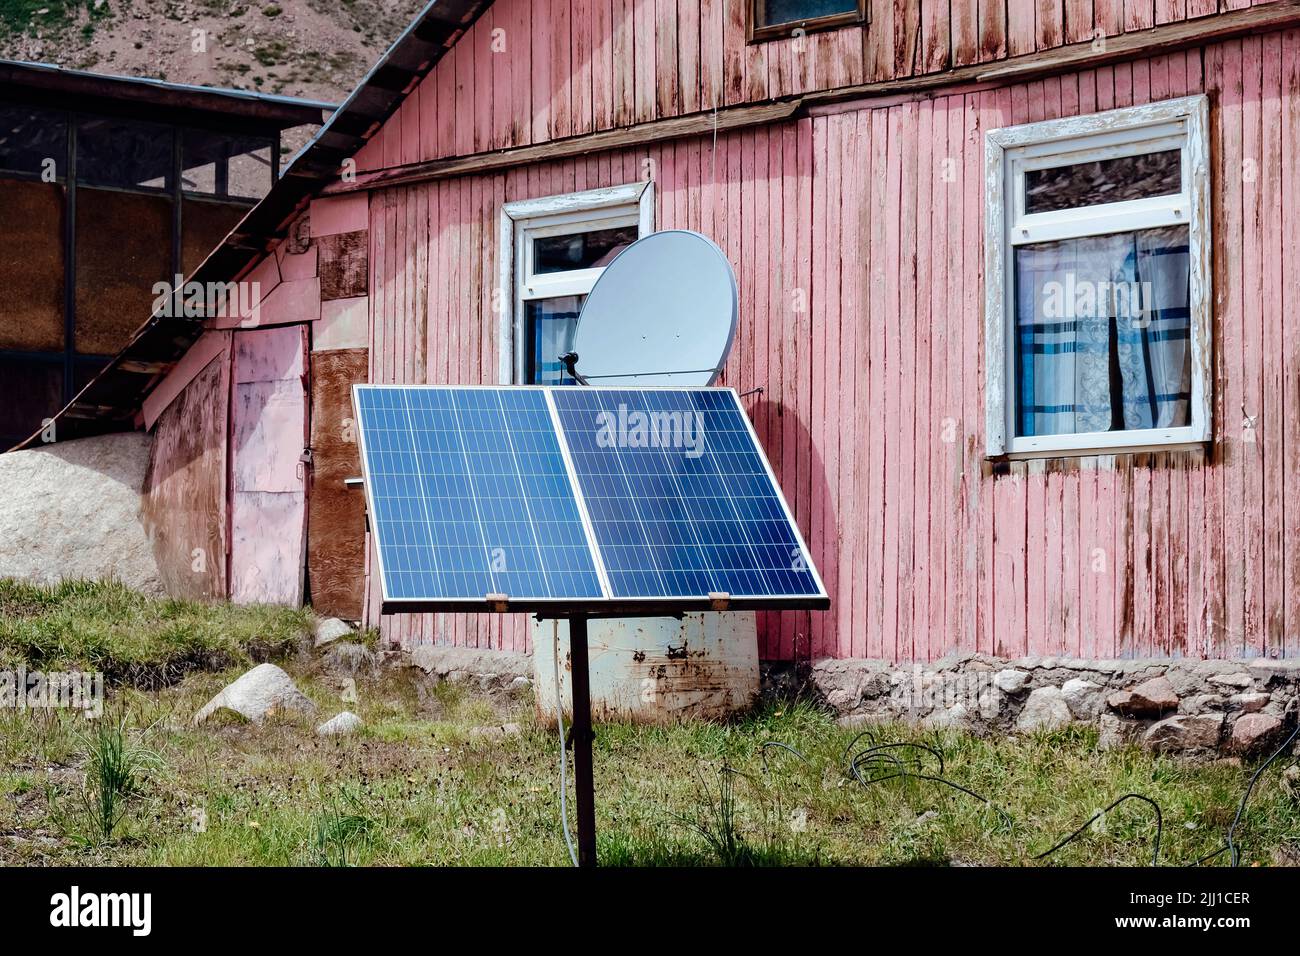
[35,0,1300,664]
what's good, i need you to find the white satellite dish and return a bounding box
[567,230,737,385]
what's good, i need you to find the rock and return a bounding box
[1179,693,1226,715]
[1061,678,1104,719]
[316,711,363,736]
[194,663,316,725]
[1143,714,1223,753]
[1230,692,1270,714]
[1015,686,1071,732]
[0,433,163,595]
[1109,676,1179,717]
[925,703,970,730]
[1098,714,1135,750]
[314,617,354,647]
[1229,713,1285,756]
[409,645,532,685]
[1208,672,1254,690]
[978,686,1005,721]
[994,669,1032,694]
[322,641,377,675]
[507,675,532,692]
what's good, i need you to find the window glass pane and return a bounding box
[527,295,585,384]
[0,357,62,451]
[533,226,636,275]
[182,130,274,200]
[1013,225,1190,437]
[1024,149,1181,214]
[182,198,248,274]
[757,0,857,27]
[0,179,65,351]
[0,105,67,179]
[76,117,173,190]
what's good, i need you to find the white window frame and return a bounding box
[983,95,1212,458]
[497,182,655,384]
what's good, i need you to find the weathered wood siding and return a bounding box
[354,0,1291,172]
[363,31,1300,661]
[141,348,230,600]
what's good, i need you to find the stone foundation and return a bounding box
[770,655,1300,756]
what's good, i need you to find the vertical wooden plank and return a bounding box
[896,101,919,659]
[1064,0,1095,43]
[921,0,951,73]
[655,0,679,118]
[865,0,896,81]
[928,95,951,659]
[866,108,889,657]
[840,111,864,659]
[572,0,595,136]
[979,0,1009,62]
[1096,0,1124,36]
[1155,0,1187,26]
[1124,0,1155,32]
[910,100,933,660]
[591,0,614,131]
[531,1,553,144]
[894,0,922,78]
[960,91,982,654]
[953,0,980,66]
[946,93,970,654]
[722,0,746,105]
[679,0,701,114]
[1281,31,1300,658]
[1036,0,1065,49]
[1008,0,1037,56]
[552,0,573,140]
[635,0,658,123]
[1242,35,1266,656]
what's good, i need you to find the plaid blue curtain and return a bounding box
[527,295,584,385]
[1013,225,1191,437]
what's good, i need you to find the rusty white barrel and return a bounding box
[533,613,759,724]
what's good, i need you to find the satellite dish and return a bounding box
[568,230,737,385]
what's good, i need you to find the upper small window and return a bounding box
[501,183,653,387]
[983,96,1212,458]
[749,0,865,41]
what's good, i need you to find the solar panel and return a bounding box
[353,385,827,612]
[353,386,604,603]
[550,388,824,601]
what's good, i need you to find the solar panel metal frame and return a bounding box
[353,384,830,616]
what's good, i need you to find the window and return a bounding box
[749,0,865,41]
[499,183,654,385]
[983,96,1211,458]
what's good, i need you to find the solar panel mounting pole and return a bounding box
[567,611,598,866]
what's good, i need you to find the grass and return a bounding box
[0,579,1298,866]
[0,0,110,39]
[0,579,315,687]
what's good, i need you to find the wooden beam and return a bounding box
[322,1,1300,196]
[320,100,801,194]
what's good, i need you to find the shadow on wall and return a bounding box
[0,432,164,595]
[743,393,836,664]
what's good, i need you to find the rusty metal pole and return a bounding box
[568,612,598,867]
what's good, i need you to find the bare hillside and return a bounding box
[0,0,427,153]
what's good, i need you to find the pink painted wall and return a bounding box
[361,30,1300,661]
[354,0,1288,173]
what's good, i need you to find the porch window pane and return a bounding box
[757,0,857,28]
[1013,225,1191,438]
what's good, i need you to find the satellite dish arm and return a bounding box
[560,352,591,387]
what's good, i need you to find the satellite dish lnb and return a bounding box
[568,230,737,385]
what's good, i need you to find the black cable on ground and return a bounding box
[1224,714,1300,866]
[1033,793,1163,866]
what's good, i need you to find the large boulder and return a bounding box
[194,663,317,725]
[0,433,162,595]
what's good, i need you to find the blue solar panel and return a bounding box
[550,388,824,601]
[354,385,825,609]
[354,386,604,602]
